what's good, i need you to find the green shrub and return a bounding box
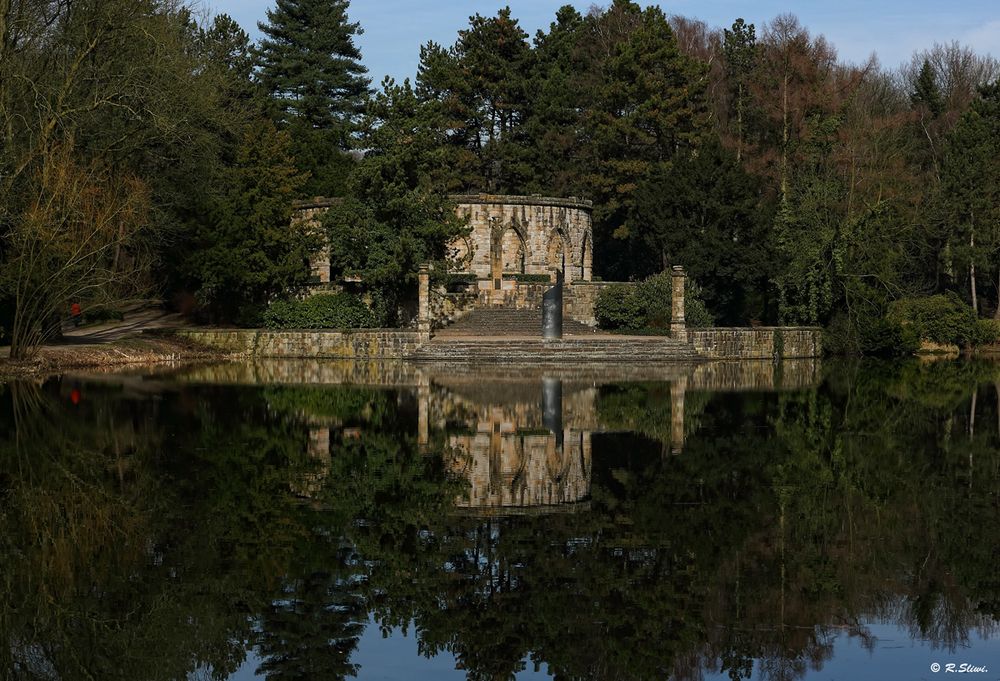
[434,272,479,293]
[262,293,377,329]
[888,293,997,347]
[595,273,714,331]
[434,272,478,286]
[595,284,645,329]
[857,316,920,356]
[82,307,125,324]
[973,318,1000,347]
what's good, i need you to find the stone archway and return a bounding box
[501,228,526,274]
[547,231,567,280]
[491,225,526,289]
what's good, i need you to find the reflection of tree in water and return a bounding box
[255,564,367,680]
[0,361,998,681]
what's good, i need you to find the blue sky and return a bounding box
[205,0,1000,85]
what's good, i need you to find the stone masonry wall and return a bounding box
[451,195,593,282]
[690,327,822,359]
[430,280,627,328]
[175,329,423,359]
[291,198,338,284]
[174,327,821,361]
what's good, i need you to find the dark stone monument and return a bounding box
[542,377,563,448]
[542,260,564,340]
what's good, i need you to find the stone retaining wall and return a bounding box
[177,359,421,386]
[174,329,423,359]
[171,326,822,361]
[433,280,628,328]
[689,327,822,359]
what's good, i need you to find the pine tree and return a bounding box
[258,0,370,130]
[415,8,533,193]
[723,18,757,161]
[181,121,314,322]
[258,0,372,196]
[938,81,1000,315]
[911,59,944,117]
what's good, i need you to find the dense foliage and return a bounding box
[5,0,1000,348]
[595,273,714,331]
[261,292,379,329]
[889,293,999,347]
[391,2,1000,348]
[257,0,371,196]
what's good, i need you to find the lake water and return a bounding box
[2,358,998,680]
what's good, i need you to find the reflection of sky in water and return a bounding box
[221,616,552,680]
[218,621,1000,680]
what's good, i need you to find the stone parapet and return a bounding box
[689,327,822,360]
[452,195,593,283]
[449,193,593,210]
[432,280,628,328]
[169,326,823,363]
[174,329,423,359]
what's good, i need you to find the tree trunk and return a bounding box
[736,82,744,163]
[970,229,978,314]
[994,267,1000,319]
[969,387,977,439]
[780,71,789,203]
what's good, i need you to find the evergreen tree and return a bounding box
[576,1,710,278]
[323,79,467,324]
[723,18,757,161]
[911,59,944,117]
[522,5,587,196]
[632,140,770,323]
[181,121,315,322]
[258,0,372,197]
[416,8,533,193]
[938,81,1000,315]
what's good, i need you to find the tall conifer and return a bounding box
[258,0,371,196]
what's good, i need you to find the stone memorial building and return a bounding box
[298,193,594,287]
[448,194,594,287]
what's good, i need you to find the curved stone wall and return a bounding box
[449,194,594,283]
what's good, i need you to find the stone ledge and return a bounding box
[171,329,423,359]
[450,193,593,210]
[690,327,822,359]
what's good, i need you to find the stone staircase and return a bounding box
[410,337,701,363]
[434,306,599,337]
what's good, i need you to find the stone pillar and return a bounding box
[418,264,431,341]
[542,270,563,340]
[670,265,686,341]
[417,372,430,452]
[670,376,687,455]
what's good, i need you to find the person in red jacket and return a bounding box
[70,302,82,327]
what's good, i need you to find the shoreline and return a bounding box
[0,337,231,380]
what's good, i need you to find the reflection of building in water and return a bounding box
[291,426,332,498]
[431,378,593,513]
[274,361,824,505]
[447,409,591,511]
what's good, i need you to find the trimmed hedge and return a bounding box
[595,272,713,331]
[503,273,553,283]
[262,293,377,329]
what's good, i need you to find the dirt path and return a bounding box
[0,303,213,378]
[58,302,188,344]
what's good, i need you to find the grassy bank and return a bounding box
[0,336,230,380]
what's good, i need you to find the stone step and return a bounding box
[410,338,700,363]
[435,306,599,337]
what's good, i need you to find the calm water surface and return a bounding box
[2,359,998,680]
